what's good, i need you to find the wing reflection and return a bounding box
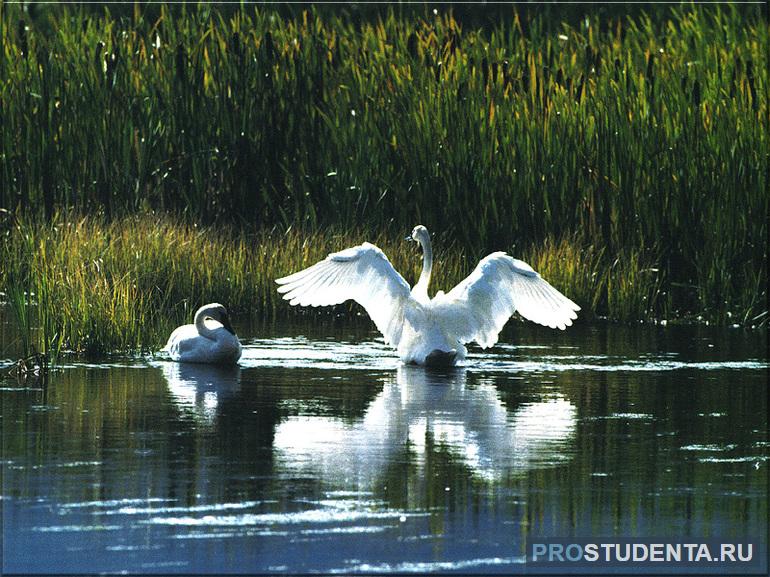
[273,366,576,484]
[160,363,242,426]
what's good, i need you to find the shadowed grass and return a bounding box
[1,4,766,335]
[2,213,681,357]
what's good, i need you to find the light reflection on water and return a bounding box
[237,335,768,373]
[160,362,242,426]
[1,323,768,573]
[273,366,577,484]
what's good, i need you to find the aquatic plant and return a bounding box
[1,4,767,354]
[1,214,703,356]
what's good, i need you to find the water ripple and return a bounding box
[109,500,270,516]
[236,337,768,373]
[60,497,172,509]
[332,556,527,573]
[143,508,428,527]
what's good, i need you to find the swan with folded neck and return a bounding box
[163,303,242,365]
[276,225,580,367]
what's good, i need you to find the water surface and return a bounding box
[2,322,767,573]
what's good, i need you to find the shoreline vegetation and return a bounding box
[1,213,763,358]
[1,4,767,356]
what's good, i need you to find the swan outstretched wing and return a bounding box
[434,252,580,348]
[276,242,412,345]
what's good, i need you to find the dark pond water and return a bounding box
[1,320,768,574]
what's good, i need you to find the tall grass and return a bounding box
[1,4,767,340]
[0,213,436,355]
[2,214,669,356]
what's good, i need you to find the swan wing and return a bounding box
[276,242,412,345]
[434,252,580,347]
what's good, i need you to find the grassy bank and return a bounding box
[1,4,767,351]
[2,213,676,357]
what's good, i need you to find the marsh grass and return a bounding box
[1,4,767,352]
[2,213,674,357]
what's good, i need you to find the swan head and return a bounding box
[406,225,430,245]
[197,303,237,335]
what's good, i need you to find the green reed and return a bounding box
[2,213,672,356]
[1,4,767,341]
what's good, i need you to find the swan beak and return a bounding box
[221,314,237,335]
[404,234,413,241]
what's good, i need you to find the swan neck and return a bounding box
[194,308,216,340]
[415,234,433,293]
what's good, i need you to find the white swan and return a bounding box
[163,303,242,365]
[276,225,580,366]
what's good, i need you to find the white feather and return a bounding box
[276,242,411,346]
[433,253,580,348]
[163,303,242,365]
[276,227,580,366]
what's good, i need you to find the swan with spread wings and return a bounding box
[276,225,580,366]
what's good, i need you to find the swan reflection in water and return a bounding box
[274,366,577,484]
[160,362,242,426]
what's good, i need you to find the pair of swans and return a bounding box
[166,225,579,367]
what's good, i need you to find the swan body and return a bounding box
[163,303,242,365]
[276,225,580,366]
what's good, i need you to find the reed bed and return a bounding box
[1,4,767,354]
[2,213,667,356]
